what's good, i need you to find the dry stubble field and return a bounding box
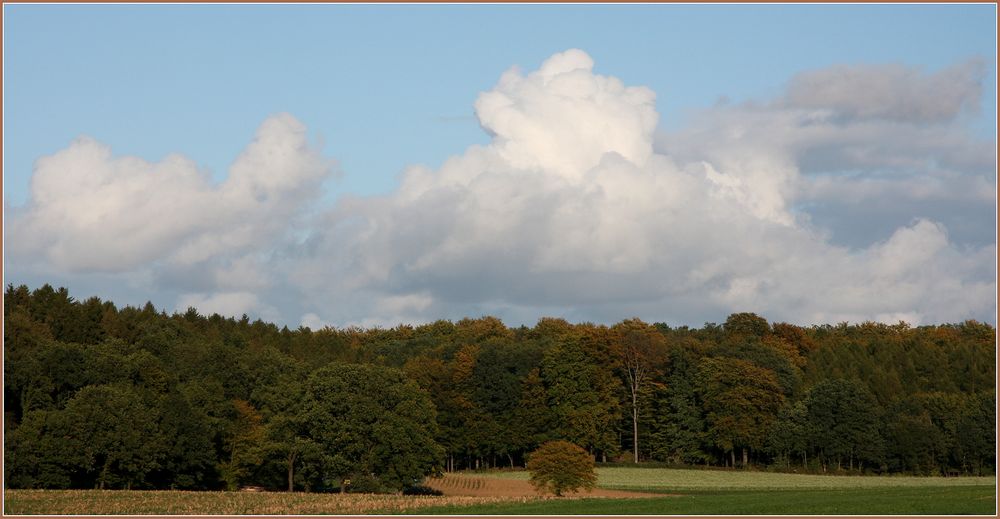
[5,473,649,515]
[3,488,543,515]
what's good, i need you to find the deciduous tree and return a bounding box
[303,363,443,491]
[526,440,597,497]
[612,318,667,463]
[697,357,784,467]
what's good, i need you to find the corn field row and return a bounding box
[430,474,486,490]
[3,489,533,515]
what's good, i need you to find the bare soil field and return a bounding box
[425,472,666,498]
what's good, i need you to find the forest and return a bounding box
[3,284,996,492]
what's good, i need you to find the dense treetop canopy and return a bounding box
[4,284,995,491]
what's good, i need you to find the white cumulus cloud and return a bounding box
[293,50,995,327]
[9,113,333,272]
[6,51,994,328]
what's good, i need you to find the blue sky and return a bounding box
[3,4,996,328]
[5,4,994,202]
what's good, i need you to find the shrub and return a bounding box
[402,485,444,496]
[344,475,385,493]
[526,440,598,497]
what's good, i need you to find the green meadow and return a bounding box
[428,467,997,515]
[479,465,995,490]
[412,486,995,515]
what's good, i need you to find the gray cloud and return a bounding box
[660,60,995,251]
[783,59,986,123]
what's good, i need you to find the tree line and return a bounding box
[4,284,995,492]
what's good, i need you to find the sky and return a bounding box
[3,4,997,329]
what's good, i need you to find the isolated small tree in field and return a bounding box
[526,441,597,497]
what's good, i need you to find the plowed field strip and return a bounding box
[426,474,666,498]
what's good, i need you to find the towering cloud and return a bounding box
[474,49,657,180]
[296,50,994,326]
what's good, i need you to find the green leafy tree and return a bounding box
[257,375,321,492]
[526,440,597,497]
[266,420,322,492]
[884,400,943,475]
[60,384,164,489]
[957,391,996,475]
[724,312,770,341]
[6,338,87,419]
[303,363,443,491]
[804,379,884,472]
[403,354,464,471]
[5,409,83,488]
[542,333,621,461]
[471,337,542,467]
[153,391,218,489]
[697,357,784,467]
[767,401,809,468]
[219,399,267,490]
[644,338,711,465]
[514,366,556,450]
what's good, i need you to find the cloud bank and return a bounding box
[6,50,995,328]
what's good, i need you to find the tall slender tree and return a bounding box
[612,318,667,463]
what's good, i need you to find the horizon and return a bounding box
[7,282,996,332]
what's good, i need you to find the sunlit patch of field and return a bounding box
[474,467,997,491]
[3,489,537,515]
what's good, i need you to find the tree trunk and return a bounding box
[507,453,514,468]
[632,390,640,464]
[742,447,748,467]
[287,456,295,492]
[730,450,736,468]
[99,458,111,490]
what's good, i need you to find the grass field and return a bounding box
[478,466,997,490]
[5,467,996,515]
[442,467,996,515]
[411,486,997,515]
